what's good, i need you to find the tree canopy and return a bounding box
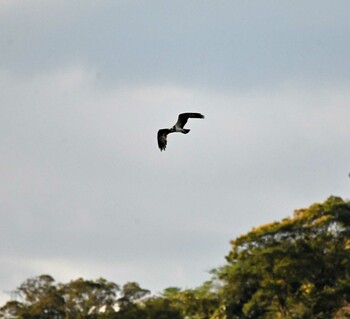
[2,196,350,319]
[217,196,350,319]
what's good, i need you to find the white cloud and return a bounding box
[1,1,349,89]
[0,0,58,15]
[0,0,22,11]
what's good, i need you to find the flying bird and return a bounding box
[157,112,205,151]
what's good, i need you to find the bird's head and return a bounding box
[169,126,175,132]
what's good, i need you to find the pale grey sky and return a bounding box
[1,0,350,304]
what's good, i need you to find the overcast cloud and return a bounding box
[1,0,350,304]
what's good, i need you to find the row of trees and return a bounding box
[2,196,350,318]
[0,275,219,319]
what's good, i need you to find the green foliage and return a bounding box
[1,276,120,319]
[2,196,350,319]
[61,277,119,318]
[0,300,25,319]
[142,297,183,319]
[118,282,150,306]
[156,281,220,319]
[218,196,350,319]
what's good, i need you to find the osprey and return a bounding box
[157,112,205,151]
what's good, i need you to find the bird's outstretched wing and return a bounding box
[157,129,172,151]
[175,113,205,128]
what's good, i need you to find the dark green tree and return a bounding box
[156,281,219,319]
[16,274,56,304]
[0,300,25,319]
[111,282,150,319]
[142,297,183,319]
[217,196,350,319]
[60,277,119,318]
[12,274,65,319]
[1,276,120,319]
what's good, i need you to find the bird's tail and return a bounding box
[183,129,190,134]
